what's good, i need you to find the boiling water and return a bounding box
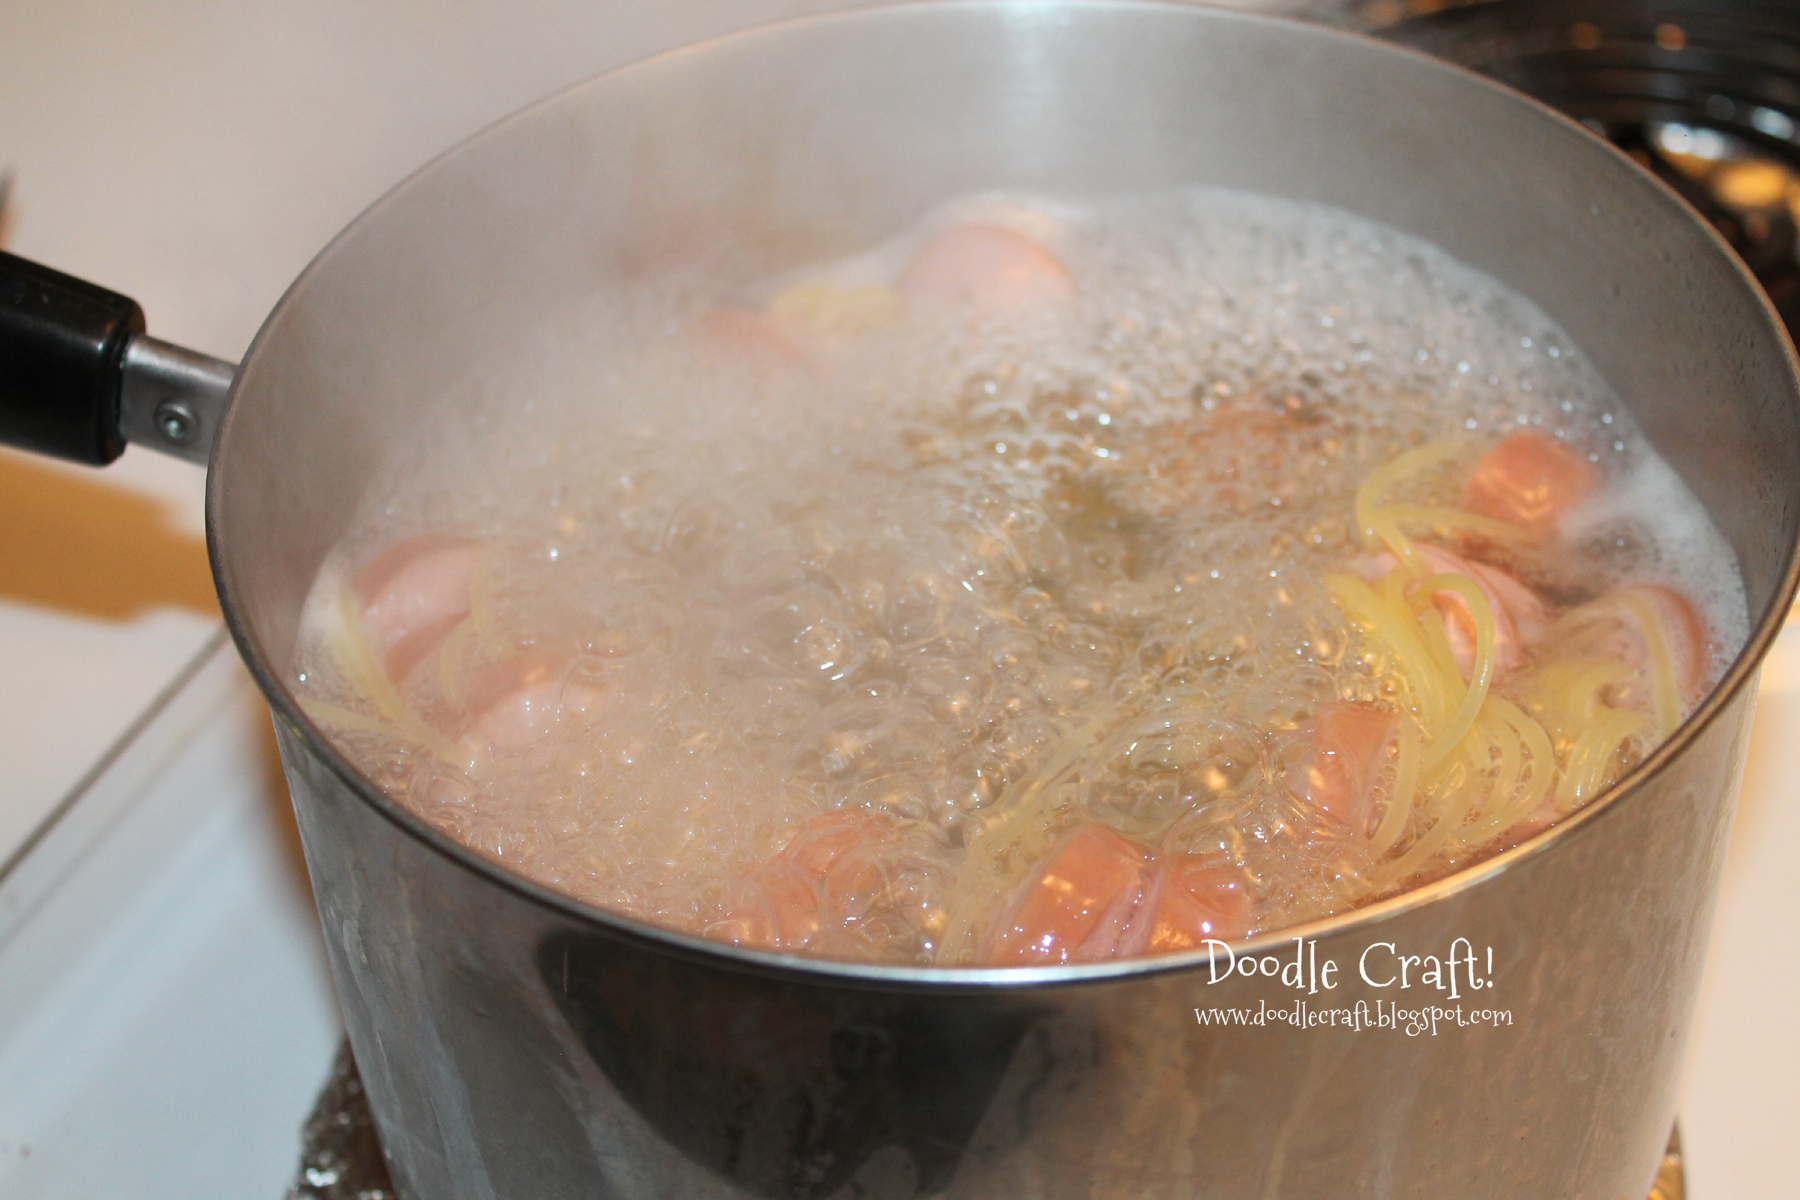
[292,190,1746,965]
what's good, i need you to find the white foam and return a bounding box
[1561,450,1749,671]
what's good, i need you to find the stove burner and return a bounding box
[285,1040,1685,1199]
[286,1043,394,1200]
[1361,0,1800,336]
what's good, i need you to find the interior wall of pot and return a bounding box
[210,0,1800,710]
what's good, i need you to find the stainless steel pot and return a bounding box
[2,4,1795,1197]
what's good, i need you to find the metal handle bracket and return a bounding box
[118,334,236,465]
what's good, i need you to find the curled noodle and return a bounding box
[1326,439,1686,898]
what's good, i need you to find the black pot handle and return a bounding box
[0,250,236,466]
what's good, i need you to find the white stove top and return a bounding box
[0,635,339,1197]
[0,2,1793,1196]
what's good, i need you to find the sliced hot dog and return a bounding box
[354,535,479,683]
[1353,543,1548,679]
[1462,431,1595,534]
[1561,583,1712,731]
[458,651,602,753]
[700,307,813,373]
[982,825,1149,965]
[1608,584,1710,704]
[1412,543,1548,678]
[1145,856,1253,953]
[1291,699,1396,834]
[714,810,902,952]
[899,223,1076,313]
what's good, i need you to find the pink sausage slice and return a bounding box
[354,535,479,683]
[1291,700,1396,834]
[983,826,1150,965]
[1463,431,1595,534]
[459,652,601,753]
[700,307,812,373]
[985,828,1254,963]
[1571,583,1711,709]
[1144,857,1253,953]
[714,810,901,952]
[898,224,1076,313]
[1412,543,1548,678]
[1613,584,1710,704]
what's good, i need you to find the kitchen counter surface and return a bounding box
[0,3,1791,1195]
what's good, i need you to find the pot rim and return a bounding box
[208,0,1800,992]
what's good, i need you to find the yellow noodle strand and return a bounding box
[325,583,465,763]
[1380,503,1540,546]
[1354,439,1468,559]
[1326,573,1451,728]
[1562,708,1645,806]
[1380,564,1415,609]
[297,697,411,742]
[1459,696,1555,843]
[1486,711,1523,822]
[1618,592,1683,740]
[1569,712,1641,805]
[434,549,493,710]
[1368,723,1422,859]
[1324,439,1682,894]
[1378,803,1462,885]
[1412,573,1497,766]
[941,703,1137,959]
[1368,511,1425,572]
[1558,594,1683,740]
[1416,585,1466,680]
